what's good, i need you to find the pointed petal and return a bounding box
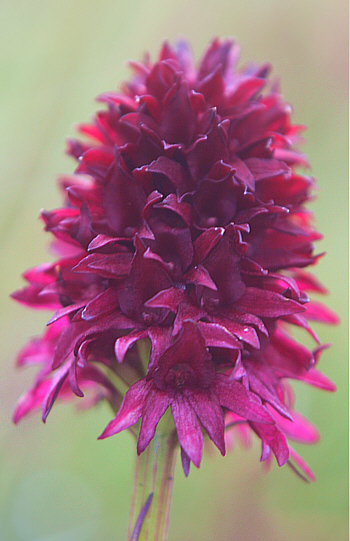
[197,322,242,350]
[213,374,273,424]
[115,330,149,363]
[186,388,225,455]
[299,368,336,391]
[288,447,316,482]
[180,447,191,477]
[236,287,305,318]
[184,265,217,290]
[304,301,340,324]
[273,409,319,444]
[171,395,203,468]
[137,389,171,453]
[251,421,290,466]
[98,379,150,438]
[13,379,52,423]
[42,361,72,421]
[82,287,119,321]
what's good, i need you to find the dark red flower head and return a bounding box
[12,38,338,479]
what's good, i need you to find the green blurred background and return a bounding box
[0,1,348,539]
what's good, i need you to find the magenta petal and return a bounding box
[299,368,336,391]
[13,379,52,423]
[304,301,340,324]
[251,422,290,466]
[98,379,151,439]
[289,447,316,482]
[114,330,149,363]
[171,395,203,468]
[11,284,60,310]
[137,388,171,453]
[273,409,319,444]
[47,303,86,325]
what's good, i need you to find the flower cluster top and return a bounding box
[13,38,337,478]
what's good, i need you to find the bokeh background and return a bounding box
[0,1,348,540]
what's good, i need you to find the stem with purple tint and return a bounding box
[128,411,177,541]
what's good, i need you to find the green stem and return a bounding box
[128,413,177,541]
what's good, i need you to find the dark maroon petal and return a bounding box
[152,321,215,389]
[171,395,203,468]
[202,225,246,304]
[207,314,260,349]
[236,287,305,318]
[245,368,293,421]
[42,361,72,421]
[160,80,195,147]
[47,303,86,325]
[197,322,242,350]
[102,163,146,236]
[193,227,224,264]
[213,374,273,424]
[76,147,115,181]
[173,303,207,336]
[53,320,91,369]
[98,379,151,439]
[245,157,290,181]
[115,330,149,363]
[137,388,171,453]
[145,287,187,311]
[118,236,172,322]
[73,252,133,279]
[82,287,120,321]
[87,234,126,251]
[193,169,240,227]
[227,77,266,108]
[198,38,237,81]
[185,387,225,455]
[68,359,84,397]
[230,156,255,191]
[184,265,217,290]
